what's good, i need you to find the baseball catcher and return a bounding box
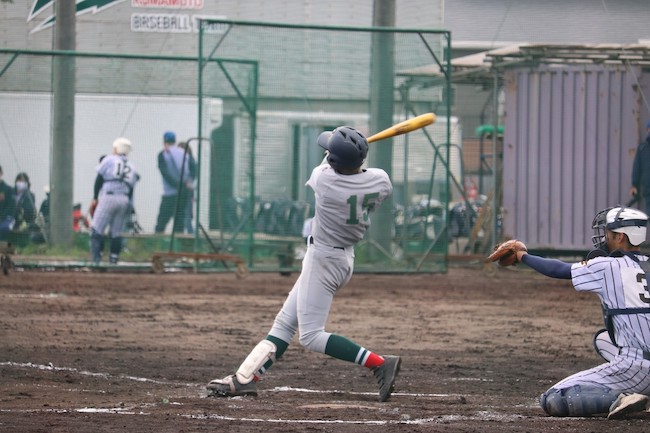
[487,206,650,419]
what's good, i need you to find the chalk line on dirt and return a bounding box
[1,362,462,398]
[186,412,528,425]
[0,361,189,386]
[1,360,542,425]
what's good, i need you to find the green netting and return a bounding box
[0,21,453,273]
[197,21,452,273]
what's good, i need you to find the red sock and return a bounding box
[364,353,385,369]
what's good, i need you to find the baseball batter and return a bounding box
[490,206,650,418]
[207,126,401,402]
[89,137,139,264]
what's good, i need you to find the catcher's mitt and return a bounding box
[486,239,528,267]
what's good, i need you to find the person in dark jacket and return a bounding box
[154,131,193,233]
[630,120,650,216]
[0,165,16,241]
[13,172,46,243]
[177,141,197,234]
[13,172,37,232]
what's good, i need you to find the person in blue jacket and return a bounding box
[630,120,650,216]
[154,131,193,233]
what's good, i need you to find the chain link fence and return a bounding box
[0,21,454,273]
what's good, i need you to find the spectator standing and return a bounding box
[630,120,650,215]
[0,165,16,241]
[177,141,197,234]
[155,131,193,233]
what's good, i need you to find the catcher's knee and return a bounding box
[593,328,618,362]
[540,385,618,417]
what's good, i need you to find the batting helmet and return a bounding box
[317,126,368,170]
[591,206,648,249]
[113,137,132,155]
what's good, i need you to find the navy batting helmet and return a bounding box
[317,126,368,170]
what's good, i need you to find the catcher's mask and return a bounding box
[317,126,368,170]
[591,206,648,249]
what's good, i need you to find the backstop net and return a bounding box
[196,20,453,273]
[0,21,453,273]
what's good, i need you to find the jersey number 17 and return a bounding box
[345,192,380,224]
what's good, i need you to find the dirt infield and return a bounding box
[1,265,649,432]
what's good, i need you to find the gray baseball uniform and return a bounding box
[268,164,392,353]
[90,154,138,264]
[206,126,401,402]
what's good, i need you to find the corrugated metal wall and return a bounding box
[502,64,648,250]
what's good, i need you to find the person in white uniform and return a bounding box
[89,138,138,264]
[495,206,650,418]
[206,126,400,402]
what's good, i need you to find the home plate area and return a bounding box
[0,269,649,432]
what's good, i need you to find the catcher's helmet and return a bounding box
[317,126,368,170]
[113,137,132,155]
[591,206,648,249]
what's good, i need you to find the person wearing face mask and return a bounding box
[14,172,44,243]
[0,166,16,241]
[13,172,40,243]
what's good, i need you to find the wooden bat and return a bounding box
[367,112,436,143]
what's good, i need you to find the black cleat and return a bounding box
[372,355,401,402]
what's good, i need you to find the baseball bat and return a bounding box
[367,112,437,143]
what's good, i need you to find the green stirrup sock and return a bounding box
[324,334,365,364]
[260,335,289,372]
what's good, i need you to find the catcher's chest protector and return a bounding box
[602,259,650,345]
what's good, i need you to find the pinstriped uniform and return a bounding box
[91,154,138,238]
[550,254,650,394]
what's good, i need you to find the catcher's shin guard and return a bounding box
[235,339,277,384]
[540,385,619,417]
